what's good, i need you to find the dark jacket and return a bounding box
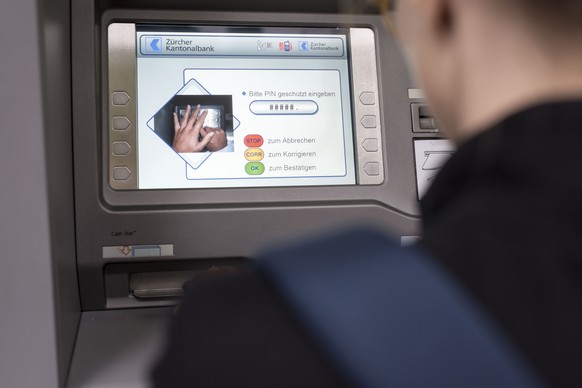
[421,101,582,387]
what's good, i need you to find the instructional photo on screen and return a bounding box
[152,94,234,152]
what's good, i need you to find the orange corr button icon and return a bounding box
[245,148,265,161]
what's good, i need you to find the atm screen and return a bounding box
[108,24,382,190]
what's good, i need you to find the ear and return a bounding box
[428,0,455,38]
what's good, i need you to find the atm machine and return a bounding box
[0,1,452,387]
[69,1,454,386]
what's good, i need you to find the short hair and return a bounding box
[379,0,582,36]
[501,0,582,34]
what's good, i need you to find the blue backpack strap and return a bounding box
[259,228,545,388]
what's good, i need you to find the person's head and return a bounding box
[391,0,582,143]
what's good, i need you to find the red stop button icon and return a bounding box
[244,134,264,147]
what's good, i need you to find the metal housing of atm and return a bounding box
[73,8,440,314]
[0,1,447,387]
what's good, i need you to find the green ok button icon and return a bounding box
[245,162,265,175]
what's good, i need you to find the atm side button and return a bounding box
[364,162,381,176]
[112,141,131,156]
[359,91,376,105]
[362,138,379,152]
[112,116,131,131]
[361,115,377,128]
[112,91,131,106]
[112,166,132,181]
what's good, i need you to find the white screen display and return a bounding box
[135,27,356,189]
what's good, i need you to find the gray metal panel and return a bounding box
[1,0,80,387]
[97,0,340,14]
[108,23,138,190]
[350,28,385,185]
[68,308,172,388]
[40,0,83,384]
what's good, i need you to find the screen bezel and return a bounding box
[105,21,384,207]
